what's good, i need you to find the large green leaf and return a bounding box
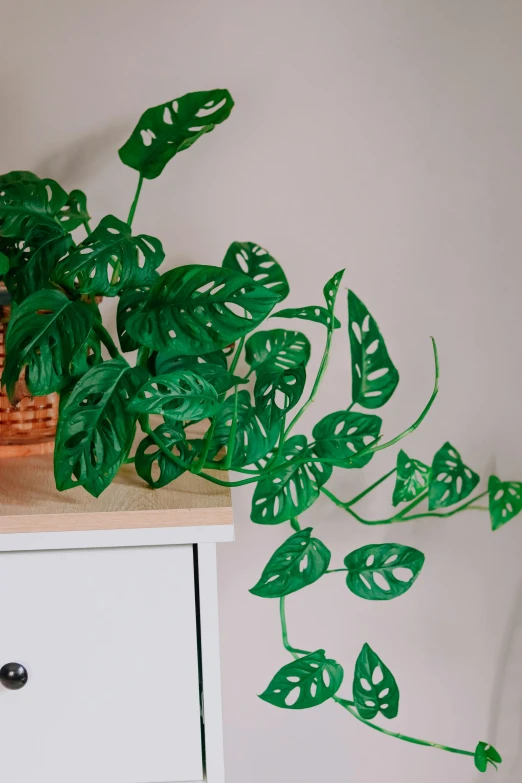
[488,475,522,531]
[222,241,289,301]
[0,178,68,237]
[57,189,90,233]
[154,349,239,394]
[211,389,279,467]
[271,305,340,330]
[251,435,332,525]
[344,543,425,601]
[312,410,381,468]
[5,223,73,303]
[474,742,502,773]
[348,290,399,409]
[245,329,311,371]
[116,285,157,352]
[250,528,331,598]
[428,442,479,510]
[128,369,219,422]
[118,89,234,179]
[2,289,95,400]
[54,215,164,297]
[353,643,399,720]
[125,264,281,353]
[259,650,344,709]
[392,449,431,506]
[254,363,306,429]
[54,358,148,496]
[135,422,201,489]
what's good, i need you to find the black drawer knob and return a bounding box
[0,663,28,690]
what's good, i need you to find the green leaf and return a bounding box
[250,528,331,598]
[348,290,399,409]
[0,170,41,187]
[353,643,399,720]
[54,358,148,496]
[5,223,73,303]
[488,475,522,531]
[128,369,219,422]
[245,329,311,371]
[254,363,306,428]
[259,650,344,709]
[69,329,103,379]
[312,410,381,468]
[212,389,279,467]
[2,289,95,400]
[344,543,425,601]
[392,449,431,506]
[135,422,201,489]
[0,178,68,237]
[0,252,9,275]
[54,214,164,297]
[474,741,502,773]
[222,241,289,301]
[126,264,281,354]
[154,349,239,394]
[271,305,340,330]
[117,285,156,352]
[57,189,90,233]
[118,89,234,179]
[323,269,345,309]
[428,442,479,510]
[251,435,332,525]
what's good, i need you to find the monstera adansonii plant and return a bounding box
[0,88,517,775]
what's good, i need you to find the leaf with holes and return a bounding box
[245,329,311,372]
[155,349,240,394]
[312,410,381,468]
[254,363,306,429]
[323,269,345,310]
[128,370,219,422]
[271,305,341,330]
[54,358,148,496]
[69,328,103,380]
[117,285,157,352]
[0,178,68,237]
[118,89,234,179]
[54,215,164,297]
[259,650,344,710]
[125,264,281,354]
[222,241,289,301]
[135,422,202,489]
[344,543,425,601]
[0,170,41,187]
[6,223,73,303]
[57,189,90,233]
[250,528,331,598]
[392,449,431,506]
[488,475,522,531]
[348,290,399,409]
[211,389,279,467]
[2,289,95,400]
[474,742,502,773]
[353,643,399,720]
[428,442,479,510]
[251,435,332,525]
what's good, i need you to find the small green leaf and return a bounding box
[245,329,311,371]
[0,252,9,275]
[0,178,68,237]
[222,241,289,302]
[254,363,306,428]
[271,305,340,330]
[344,543,425,601]
[117,285,157,352]
[323,269,345,309]
[211,389,279,467]
[428,442,479,510]
[474,741,502,773]
[128,369,219,422]
[348,290,399,409]
[392,449,431,506]
[312,410,381,468]
[488,475,522,531]
[353,644,400,720]
[250,528,331,598]
[135,422,201,489]
[118,89,234,179]
[259,650,344,709]
[54,215,164,297]
[57,189,90,233]
[251,435,332,525]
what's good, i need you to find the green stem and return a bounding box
[136,346,150,367]
[280,597,310,659]
[326,568,348,574]
[127,173,144,227]
[229,336,245,375]
[224,385,240,470]
[290,517,301,532]
[344,468,396,507]
[402,490,488,521]
[93,321,120,359]
[83,218,92,235]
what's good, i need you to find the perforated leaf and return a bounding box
[125,264,281,354]
[392,449,430,506]
[116,285,157,352]
[254,363,306,428]
[312,410,381,468]
[2,289,95,400]
[488,476,522,531]
[222,241,289,301]
[250,528,331,598]
[251,435,332,525]
[54,358,148,496]
[128,370,218,422]
[57,189,90,233]
[154,349,238,394]
[5,223,73,303]
[135,422,201,489]
[353,644,399,720]
[271,305,340,330]
[344,543,425,601]
[0,178,68,236]
[474,742,502,773]
[118,89,234,179]
[323,269,345,309]
[259,650,344,710]
[0,170,41,187]
[211,389,279,467]
[245,329,310,371]
[348,290,399,409]
[428,442,479,510]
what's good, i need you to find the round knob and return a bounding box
[0,663,28,690]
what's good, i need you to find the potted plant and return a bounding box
[0,88,517,775]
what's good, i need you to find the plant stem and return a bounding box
[290,517,301,531]
[136,346,150,368]
[83,219,92,235]
[326,568,348,574]
[93,321,120,359]
[280,597,310,659]
[224,385,240,470]
[402,490,488,521]
[127,173,144,227]
[344,468,397,507]
[229,336,245,375]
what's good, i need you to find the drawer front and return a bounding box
[0,545,203,783]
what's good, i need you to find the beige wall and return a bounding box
[2,1,522,781]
